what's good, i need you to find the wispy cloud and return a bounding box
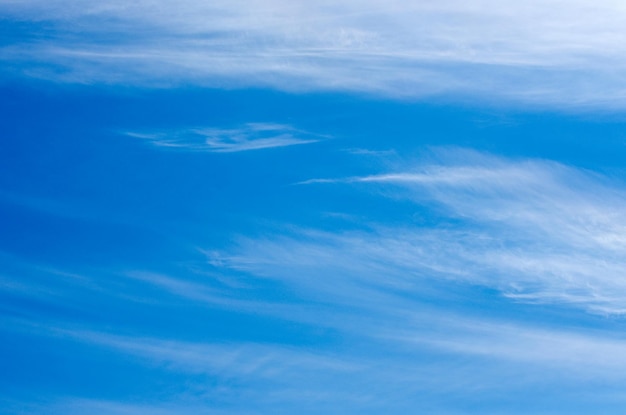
[1,299,612,408]
[393,316,626,374]
[125,123,321,152]
[224,149,626,314]
[81,294,626,377]
[38,399,202,415]
[63,329,358,377]
[3,0,626,106]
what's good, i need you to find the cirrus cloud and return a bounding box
[3,0,626,107]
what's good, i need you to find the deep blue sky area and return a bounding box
[4,2,626,414]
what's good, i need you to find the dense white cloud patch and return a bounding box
[3,0,626,106]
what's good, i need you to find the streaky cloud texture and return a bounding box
[234,149,626,314]
[3,0,626,107]
[4,8,626,413]
[125,123,322,152]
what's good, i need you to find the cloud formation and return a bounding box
[65,329,357,377]
[3,0,626,106]
[222,150,626,314]
[125,123,320,152]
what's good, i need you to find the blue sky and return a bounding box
[3,2,626,414]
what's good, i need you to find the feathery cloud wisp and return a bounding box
[3,0,626,106]
[224,150,626,314]
[125,123,321,152]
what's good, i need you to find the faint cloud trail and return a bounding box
[124,123,323,152]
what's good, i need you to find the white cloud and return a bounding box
[4,0,626,106]
[45,313,626,388]
[64,329,357,377]
[394,316,626,374]
[43,399,198,415]
[220,150,626,314]
[125,123,320,152]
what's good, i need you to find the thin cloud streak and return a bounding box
[36,311,626,385]
[125,123,321,152]
[62,329,358,377]
[394,317,626,374]
[4,0,626,106]
[232,150,626,314]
